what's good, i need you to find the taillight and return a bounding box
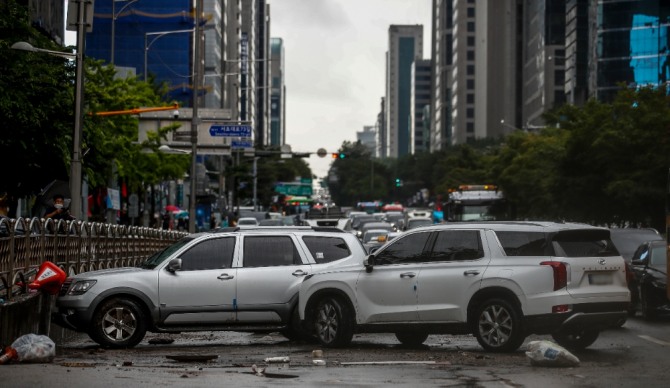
[541,261,568,291]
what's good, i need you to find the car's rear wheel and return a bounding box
[312,296,354,348]
[395,332,429,346]
[89,298,147,348]
[551,330,599,351]
[474,298,525,352]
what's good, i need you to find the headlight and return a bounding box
[67,280,97,295]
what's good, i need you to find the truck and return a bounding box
[445,184,510,221]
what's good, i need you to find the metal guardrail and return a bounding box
[0,217,188,301]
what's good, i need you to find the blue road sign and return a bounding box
[232,139,253,149]
[209,124,252,137]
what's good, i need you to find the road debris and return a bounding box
[525,340,580,367]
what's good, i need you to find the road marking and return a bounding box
[638,335,670,346]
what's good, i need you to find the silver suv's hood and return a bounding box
[73,267,148,279]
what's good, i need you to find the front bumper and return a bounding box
[51,307,90,332]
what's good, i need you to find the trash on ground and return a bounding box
[252,364,266,376]
[312,349,323,358]
[165,354,218,362]
[525,340,580,367]
[340,360,437,366]
[9,334,56,363]
[312,359,326,366]
[264,356,290,363]
[0,346,18,365]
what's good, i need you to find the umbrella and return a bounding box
[34,180,71,216]
[165,204,180,212]
[173,210,189,219]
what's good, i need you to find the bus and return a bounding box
[445,185,510,221]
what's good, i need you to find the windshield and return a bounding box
[139,237,195,269]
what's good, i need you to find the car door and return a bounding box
[158,236,237,324]
[417,229,490,322]
[355,231,432,323]
[235,235,311,322]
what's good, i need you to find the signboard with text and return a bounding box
[209,125,252,137]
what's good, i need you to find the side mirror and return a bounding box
[631,258,646,266]
[364,254,375,273]
[166,258,182,273]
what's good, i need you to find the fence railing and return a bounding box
[0,217,188,300]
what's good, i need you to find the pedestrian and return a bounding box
[44,194,75,221]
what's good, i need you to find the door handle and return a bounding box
[400,272,416,278]
[292,270,308,277]
[217,274,234,280]
[463,270,480,276]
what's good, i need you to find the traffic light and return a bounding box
[395,178,401,187]
[331,152,347,159]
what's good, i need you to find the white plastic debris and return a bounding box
[264,356,290,363]
[312,359,326,366]
[525,340,580,367]
[10,334,56,363]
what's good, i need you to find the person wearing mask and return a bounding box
[44,195,75,220]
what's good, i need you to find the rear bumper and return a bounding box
[525,302,628,334]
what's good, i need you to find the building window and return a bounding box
[467,36,475,46]
[467,65,475,75]
[467,21,475,32]
[466,108,474,118]
[467,79,475,89]
[467,50,475,61]
[467,93,474,104]
[467,7,475,18]
[466,122,474,133]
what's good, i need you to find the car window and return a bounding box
[302,236,351,264]
[375,231,431,265]
[179,237,235,270]
[551,229,619,258]
[430,230,484,261]
[495,231,548,256]
[243,236,302,267]
[650,245,667,266]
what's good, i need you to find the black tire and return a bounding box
[551,330,599,351]
[312,296,354,348]
[281,306,308,341]
[395,332,429,346]
[474,298,525,352]
[89,298,147,348]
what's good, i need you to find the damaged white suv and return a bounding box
[299,221,630,352]
[54,227,366,348]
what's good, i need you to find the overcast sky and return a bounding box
[271,0,432,178]
[65,0,432,179]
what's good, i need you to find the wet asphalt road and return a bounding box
[1,316,669,387]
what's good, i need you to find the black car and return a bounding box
[630,240,669,319]
[609,228,664,315]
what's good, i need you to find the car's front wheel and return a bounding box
[474,298,525,352]
[89,298,147,348]
[551,330,599,351]
[395,332,429,346]
[312,296,354,348]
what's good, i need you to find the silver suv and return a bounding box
[54,226,366,348]
[299,222,630,352]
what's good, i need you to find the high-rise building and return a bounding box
[430,0,453,152]
[412,59,432,153]
[450,0,521,144]
[269,37,286,146]
[376,97,386,158]
[564,0,590,106]
[592,0,670,102]
[357,126,377,156]
[386,25,424,158]
[521,0,566,128]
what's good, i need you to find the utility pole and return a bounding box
[188,0,202,233]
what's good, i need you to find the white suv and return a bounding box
[54,227,366,348]
[299,222,630,352]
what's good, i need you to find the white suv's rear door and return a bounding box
[417,229,491,322]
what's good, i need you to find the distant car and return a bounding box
[382,212,405,231]
[404,217,433,230]
[359,221,394,239]
[630,240,669,319]
[362,229,391,253]
[237,217,259,226]
[609,228,664,316]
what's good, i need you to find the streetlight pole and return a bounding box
[144,28,194,80]
[111,0,139,65]
[189,0,203,233]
